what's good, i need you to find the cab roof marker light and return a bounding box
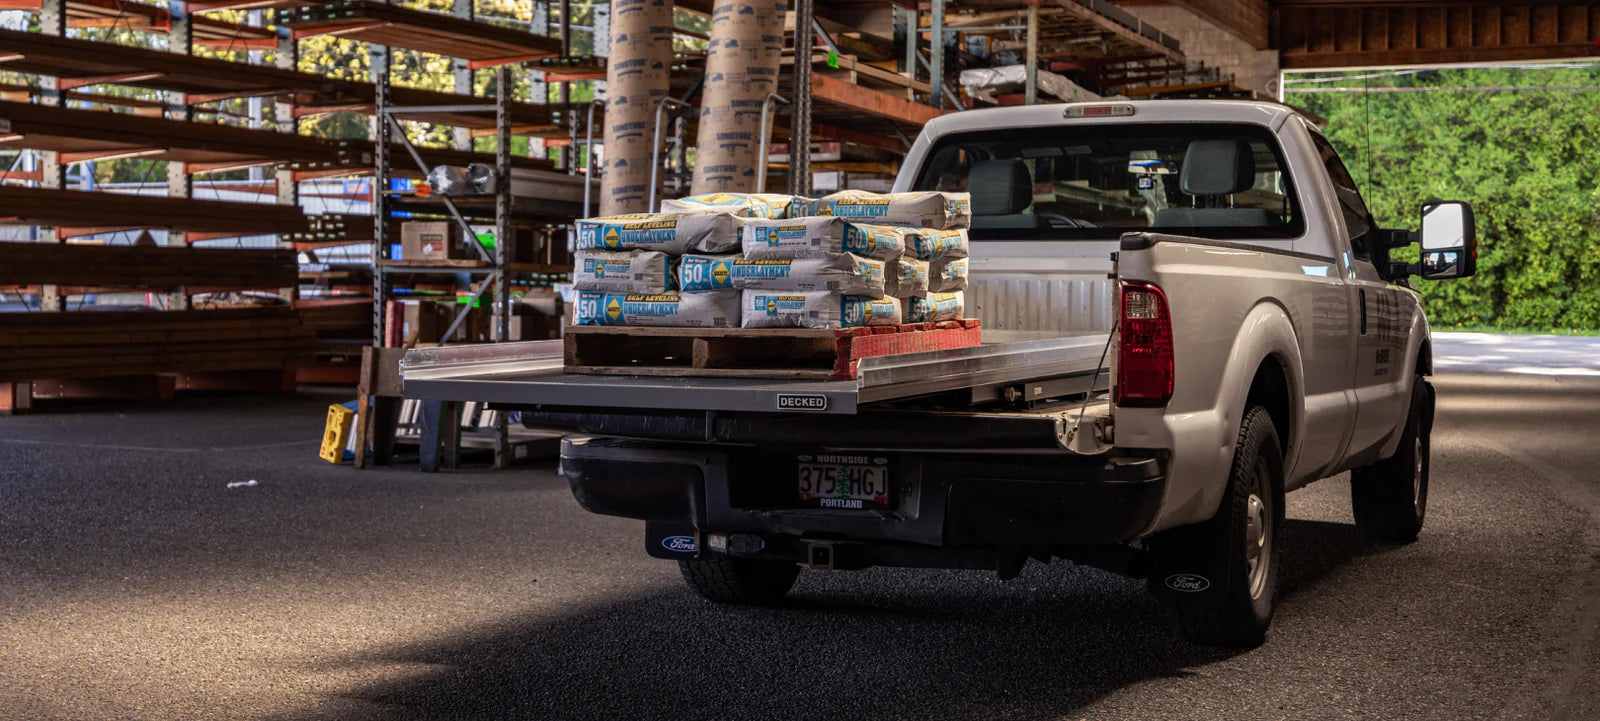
[1064,103,1135,118]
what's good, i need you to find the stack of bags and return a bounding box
[571,190,971,329]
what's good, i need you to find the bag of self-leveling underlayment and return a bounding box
[929,256,968,292]
[886,257,929,298]
[678,253,886,297]
[575,212,740,254]
[906,228,970,261]
[801,190,971,230]
[905,291,964,323]
[572,290,740,327]
[739,291,901,329]
[658,192,800,219]
[572,249,675,294]
[740,217,905,261]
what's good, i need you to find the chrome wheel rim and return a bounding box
[1245,463,1271,599]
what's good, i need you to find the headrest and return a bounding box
[969,159,1032,215]
[1180,139,1255,196]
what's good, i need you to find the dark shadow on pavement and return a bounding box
[284,519,1384,721]
[1279,518,1392,601]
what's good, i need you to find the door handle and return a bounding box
[1359,289,1368,335]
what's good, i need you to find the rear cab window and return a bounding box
[913,123,1304,242]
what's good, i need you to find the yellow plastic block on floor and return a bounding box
[320,403,355,464]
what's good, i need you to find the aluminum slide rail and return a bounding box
[401,334,1112,416]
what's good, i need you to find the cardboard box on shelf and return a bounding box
[399,221,464,261]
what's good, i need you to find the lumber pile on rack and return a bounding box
[0,308,316,382]
[0,99,335,168]
[0,0,279,49]
[276,0,561,66]
[288,213,375,248]
[0,244,297,290]
[0,187,308,236]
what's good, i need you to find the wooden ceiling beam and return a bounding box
[1274,1,1600,68]
[1120,0,1270,49]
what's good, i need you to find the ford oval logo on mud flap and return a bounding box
[1165,574,1211,592]
[661,535,696,553]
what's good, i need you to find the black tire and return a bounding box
[679,555,800,605]
[1148,405,1285,648]
[1351,377,1433,542]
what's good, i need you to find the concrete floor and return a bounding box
[2,346,1598,720]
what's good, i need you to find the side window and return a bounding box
[1308,130,1374,258]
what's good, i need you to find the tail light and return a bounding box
[1117,281,1174,407]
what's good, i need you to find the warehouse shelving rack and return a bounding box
[277,0,571,468]
[0,0,316,411]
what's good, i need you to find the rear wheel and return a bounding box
[1351,377,1433,542]
[1148,405,1285,647]
[679,555,800,605]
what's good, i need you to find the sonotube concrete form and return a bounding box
[600,0,675,215]
[690,0,785,193]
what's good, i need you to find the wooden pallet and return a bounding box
[564,320,982,380]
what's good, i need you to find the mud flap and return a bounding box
[646,521,699,559]
[1146,525,1236,604]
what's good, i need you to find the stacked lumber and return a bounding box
[0,29,570,130]
[0,244,297,290]
[0,0,279,49]
[0,99,335,168]
[297,300,371,339]
[0,187,308,236]
[286,138,554,180]
[288,214,375,249]
[276,1,561,66]
[0,308,316,382]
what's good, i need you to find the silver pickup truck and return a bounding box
[403,99,1479,647]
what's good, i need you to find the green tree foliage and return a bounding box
[1291,65,1600,332]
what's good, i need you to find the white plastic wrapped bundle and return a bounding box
[575,212,740,254]
[427,164,494,196]
[741,217,904,261]
[740,291,901,329]
[905,291,964,323]
[573,290,740,327]
[802,190,972,230]
[906,228,970,261]
[930,257,968,292]
[660,192,798,219]
[679,253,885,297]
[572,249,675,293]
[886,257,929,298]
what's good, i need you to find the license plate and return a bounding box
[797,454,889,509]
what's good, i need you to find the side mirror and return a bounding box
[1418,201,1477,280]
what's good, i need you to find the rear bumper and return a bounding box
[561,437,1166,549]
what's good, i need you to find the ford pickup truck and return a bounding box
[402,99,1479,647]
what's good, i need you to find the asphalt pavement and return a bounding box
[2,333,1598,720]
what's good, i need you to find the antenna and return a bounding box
[1364,69,1374,188]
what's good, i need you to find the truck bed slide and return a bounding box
[401,333,1112,415]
